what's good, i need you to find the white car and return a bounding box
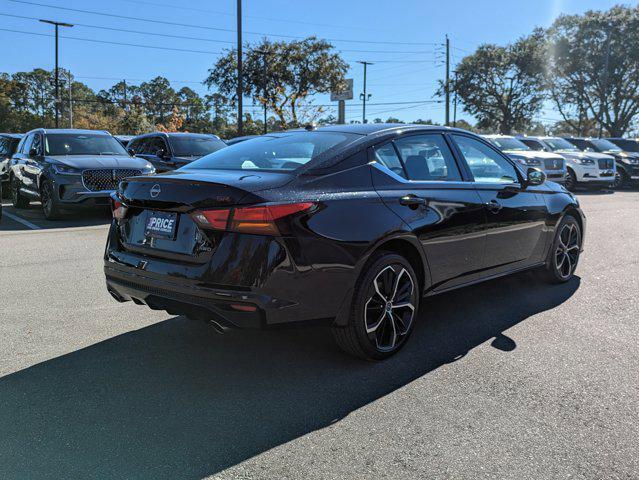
[483,135,567,184]
[519,136,615,191]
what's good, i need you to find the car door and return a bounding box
[12,133,37,194]
[450,133,549,273]
[370,132,487,291]
[24,132,45,193]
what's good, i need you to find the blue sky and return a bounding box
[0,0,624,125]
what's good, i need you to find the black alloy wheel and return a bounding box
[11,176,29,208]
[40,179,62,220]
[564,169,578,191]
[333,252,419,360]
[613,169,628,189]
[540,215,581,284]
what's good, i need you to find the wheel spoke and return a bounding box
[386,312,397,349]
[364,297,385,333]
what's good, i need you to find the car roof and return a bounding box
[28,128,111,135]
[130,132,221,140]
[297,123,463,136]
[0,133,24,138]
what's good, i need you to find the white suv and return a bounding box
[483,135,567,184]
[519,136,615,191]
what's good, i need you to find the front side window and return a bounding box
[32,134,43,155]
[395,134,461,181]
[374,143,406,178]
[520,139,545,151]
[608,139,639,152]
[185,132,357,172]
[44,134,128,156]
[452,135,518,184]
[21,134,34,154]
[169,135,226,157]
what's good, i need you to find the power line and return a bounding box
[9,0,439,46]
[0,27,223,54]
[0,13,437,55]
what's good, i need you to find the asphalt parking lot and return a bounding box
[1,191,638,480]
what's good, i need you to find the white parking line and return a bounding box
[2,211,41,230]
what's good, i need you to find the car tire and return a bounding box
[613,169,628,189]
[332,251,419,361]
[10,175,30,209]
[538,215,581,284]
[40,178,63,220]
[564,169,578,191]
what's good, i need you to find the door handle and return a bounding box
[399,194,426,208]
[485,199,503,214]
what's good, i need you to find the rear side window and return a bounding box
[394,134,461,181]
[374,143,406,178]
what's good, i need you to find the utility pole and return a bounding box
[452,72,458,128]
[123,79,128,111]
[39,19,74,128]
[68,70,73,128]
[236,0,243,135]
[445,34,450,126]
[357,61,373,124]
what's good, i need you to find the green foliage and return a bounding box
[546,5,639,136]
[205,37,348,129]
[451,31,546,134]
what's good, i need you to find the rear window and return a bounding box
[184,132,358,171]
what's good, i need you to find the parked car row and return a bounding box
[484,134,639,191]
[2,129,227,220]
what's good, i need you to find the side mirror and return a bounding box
[29,147,39,156]
[127,148,135,156]
[526,167,546,186]
[585,147,595,152]
[156,149,166,159]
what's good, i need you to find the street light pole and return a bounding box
[39,19,74,128]
[236,0,243,136]
[357,61,373,124]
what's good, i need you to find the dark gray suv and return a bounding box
[9,129,155,219]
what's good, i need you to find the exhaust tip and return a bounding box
[108,288,127,303]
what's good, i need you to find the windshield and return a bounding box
[487,137,530,151]
[608,138,639,152]
[184,132,358,171]
[543,138,580,152]
[591,138,622,152]
[45,134,128,156]
[169,136,227,157]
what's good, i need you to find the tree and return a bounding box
[137,76,177,125]
[205,37,348,129]
[546,5,639,136]
[451,32,546,134]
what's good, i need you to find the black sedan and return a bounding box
[104,124,585,360]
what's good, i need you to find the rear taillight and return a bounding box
[110,192,128,221]
[191,202,315,235]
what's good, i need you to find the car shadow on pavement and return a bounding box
[0,271,580,479]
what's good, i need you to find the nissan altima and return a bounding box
[104,124,585,360]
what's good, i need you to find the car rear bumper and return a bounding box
[105,266,266,328]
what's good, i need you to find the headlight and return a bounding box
[142,164,156,174]
[577,158,595,165]
[51,164,82,175]
[621,156,639,165]
[511,155,541,166]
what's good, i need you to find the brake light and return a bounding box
[111,193,128,221]
[191,202,315,235]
